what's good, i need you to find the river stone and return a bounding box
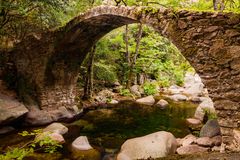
[167,94,188,101]
[130,85,141,97]
[181,134,197,147]
[155,99,169,109]
[196,137,214,147]
[0,94,28,125]
[136,95,155,105]
[71,136,100,160]
[176,145,209,155]
[72,136,93,151]
[43,122,68,135]
[35,132,65,144]
[186,118,202,130]
[200,119,221,138]
[194,98,215,121]
[117,131,177,160]
[109,99,118,104]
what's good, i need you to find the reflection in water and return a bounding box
[74,100,197,150]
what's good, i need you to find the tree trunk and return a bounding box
[127,23,143,89]
[83,45,96,99]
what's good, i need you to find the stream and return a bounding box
[0,99,197,159]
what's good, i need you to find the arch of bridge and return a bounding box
[13,6,240,148]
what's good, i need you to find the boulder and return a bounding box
[186,118,202,130]
[95,89,115,103]
[176,145,209,155]
[130,85,141,97]
[35,132,65,144]
[181,134,197,147]
[183,73,205,97]
[196,137,214,147]
[24,106,80,126]
[155,99,169,109]
[167,85,184,95]
[194,98,215,121]
[167,94,188,101]
[108,99,118,104]
[72,136,93,151]
[43,122,68,135]
[71,136,101,160]
[117,131,177,160]
[200,119,221,138]
[196,136,222,147]
[136,95,155,105]
[0,94,28,125]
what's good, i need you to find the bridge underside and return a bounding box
[7,6,240,150]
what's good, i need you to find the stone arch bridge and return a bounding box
[11,6,240,148]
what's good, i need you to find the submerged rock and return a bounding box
[71,136,101,160]
[0,126,15,135]
[0,94,28,125]
[117,131,177,160]
[136,95,155,105]
[200,119,221,138]
[43,122,68,135]
[72,136,93,151]
[155,99,169,109]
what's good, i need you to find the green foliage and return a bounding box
[94,62,117,83]
[19,129,63,153]
[94,24,193,89]
[143,82,158,95]
[203,108,218,120]
[119,88,132,97]
[0,148,33,160]
[0,129,63,160]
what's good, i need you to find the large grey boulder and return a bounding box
[117,131,177,160]
[0,94,28,125]
[136,95,155,105]
[200,119,221,138]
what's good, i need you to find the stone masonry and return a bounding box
[10,6,240,149]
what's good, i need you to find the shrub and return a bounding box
[119,88,132,97]
[143,82,158,96]
[0,129,63,160]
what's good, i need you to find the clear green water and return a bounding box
[71,100,197,150]
[0,99,197,159]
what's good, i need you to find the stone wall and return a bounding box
[9,6,240,149]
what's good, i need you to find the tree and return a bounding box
[83,45,96,99]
